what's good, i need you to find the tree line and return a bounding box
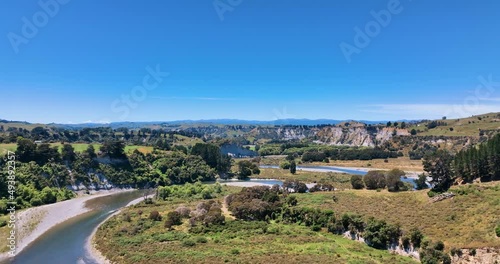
[423,133,500,193]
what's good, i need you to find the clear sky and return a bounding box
[1,0,500,123]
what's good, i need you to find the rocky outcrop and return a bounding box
[451,248,500,264]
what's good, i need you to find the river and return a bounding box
[259,165,419,187]
[5,191,143,264]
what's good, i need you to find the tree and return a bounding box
[100,140,126,159]
[423,150,455,192]
[289,160,297,174]
[414,173,428,190]
[35,143,60,165]
[386,121,392,127]
[401,122,407,129]
[85,145,97,159]
[410,129,417,135]
[363,171,386,190]
[350,175,364,189]
[61,144,76,162]
[17,138,37,162]
[237,160,259,179]
[386,169,406,192]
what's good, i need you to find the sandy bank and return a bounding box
[0,189,135,262]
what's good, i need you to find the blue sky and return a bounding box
[1,0,500,123]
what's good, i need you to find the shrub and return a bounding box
[280,161,291,169]
[496,225,500,237]
[450,247,462,257]
[175,206,191,218]
[230,248,240,255]
[350,175,364,189]
[433,241,445,251]
[0,219,7,227]
[149,211,162,221]
[286,196,298,206]
[469,248,476,256]
[311,225,322,232]
[182,239,196,247]
[122,213,131,222]
[195,236,208,243]
[166,211,182,226]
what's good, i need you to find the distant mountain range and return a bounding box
[0,118,422,129]
[42,119,419,129]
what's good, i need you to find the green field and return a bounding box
[0,143,155,155]
[95,196,417,264]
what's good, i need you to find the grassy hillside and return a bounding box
[411,112,500,137]
[293,182,500,249]
[95,195,417,264]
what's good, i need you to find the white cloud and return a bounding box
[150,96,236,101]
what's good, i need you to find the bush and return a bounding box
[469,248,476,256]
[166,211,182,226]
[195,236,208,243]
[175,206,191,218]
[149,211,162,221]
[182,239,196,247]
[350,175,364,189]
[0,219,7,227]
[496,225,500,237]
[311,225,322,232]
[433,241,445,251]
[427,190,439,198]
[280,161,291,169]
[450,247,462,257]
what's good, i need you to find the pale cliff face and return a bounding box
[254,126,409,147]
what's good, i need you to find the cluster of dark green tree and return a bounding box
[0,124,204,145]
[454,133,500,182]
[301,148,401,162]
[258,143,401,160]
[423,134,500,193]
[350,169,413,192]
[0,139,233,214]
[235,160,260,179]
[409,143,438,160]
